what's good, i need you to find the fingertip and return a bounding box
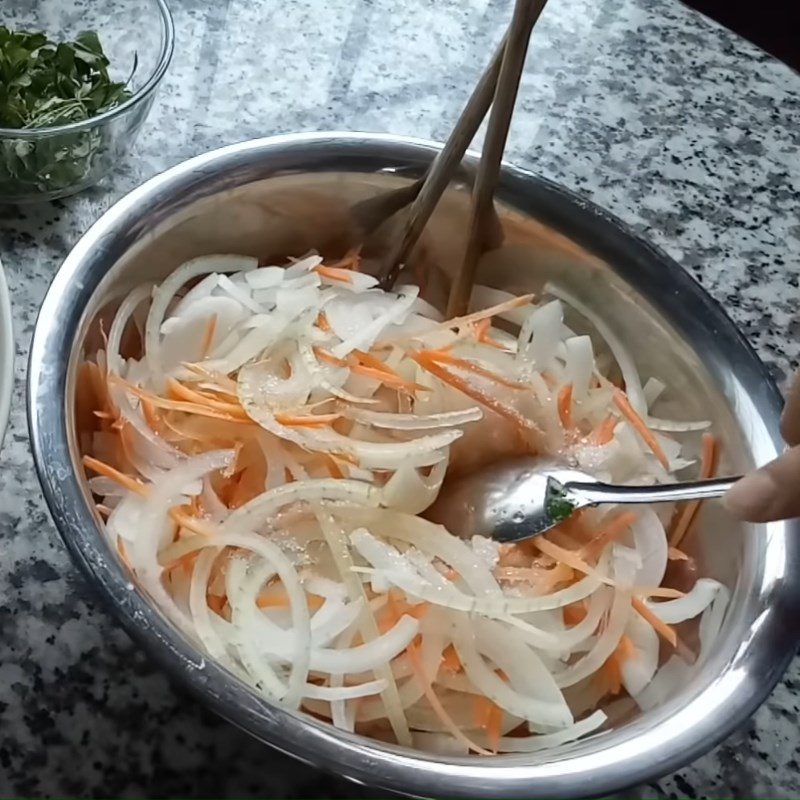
[723,471,776,523]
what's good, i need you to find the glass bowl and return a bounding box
[0,0,174,203]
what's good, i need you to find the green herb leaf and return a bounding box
[0,26,136,198]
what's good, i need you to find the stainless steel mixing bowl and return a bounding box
[28,133,800,799]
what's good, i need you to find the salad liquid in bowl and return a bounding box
[28,134,800,798]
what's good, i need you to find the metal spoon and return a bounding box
[424,456,740,543]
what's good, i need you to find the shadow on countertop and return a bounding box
[682,0,800,71]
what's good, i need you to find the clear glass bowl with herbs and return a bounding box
[0,0,174,203]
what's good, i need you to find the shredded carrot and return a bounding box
[534,537,612,586]
[668,546,690,561]
[601,654,622,695]
[112,377,252,424]
[315,265,354,284]
[418,349,527,390]
[669,433,718,548]
[199,313,218,359]
[558,384,574,430]
[83,455,215,537]
[274,412,341,428]
[207,594,226,615]
[631,596,677,647]
[257,591,326,611]
[406,641,492,755]
[616,633,637,662]
[350,362,428,394]
[590,414,617,445]
[313,346,348,368]
[95,503,112,518]
[473,695,493,729]
[486,702,503,753]
[410,351,539,436]
[634,586,686,599]
[166,378,249,419]
[579,511,638,560]
[441,644,462,673]
[314,346,428,393]
[316,311,332,332]
[163,550,198,576]
[323,249,361,272]
[473,318,506,350]
[117,538,133,569]
[613,389,670,469]
[351,349,395,375]
[83,455,147,497]
[563,602,587,626]
[376,294,536,348]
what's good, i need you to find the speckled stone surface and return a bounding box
[0,0,798,796]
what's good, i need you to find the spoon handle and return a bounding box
[566,476,741,507]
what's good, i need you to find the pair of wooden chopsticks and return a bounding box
[376,0,550,314]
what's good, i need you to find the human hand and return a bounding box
[725,371,800,522]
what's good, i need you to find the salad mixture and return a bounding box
[78,251,728,755]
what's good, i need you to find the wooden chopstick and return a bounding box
[446,0,550,317]
[376,33,509,290]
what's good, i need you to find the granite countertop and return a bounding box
[1,0,798,796]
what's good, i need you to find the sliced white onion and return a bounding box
[645,578,721,624]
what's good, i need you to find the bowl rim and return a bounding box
[0,0,175,139]
[27,132,800,799]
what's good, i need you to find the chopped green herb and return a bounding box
[545,485,575,524]
[0,26,134,199]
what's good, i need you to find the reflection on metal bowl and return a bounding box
[27,133,800,799]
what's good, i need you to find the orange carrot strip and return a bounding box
[668,546,690,561]
[631,596,677,647]
[441,644,462,674]
[322,249,361,271]
[602,654,622,695]
[579,511,638,559]
[313,347,348,368]
[351,349,397,375]
[669,433,718,548]
[558,384,574,430]
[349,363,429,394]
[117,538,133,570]
[83,456,214,537]
[613,389,670,469]
[257,592,326,611]
[486,702,503,753]
[563,602,587,626]
[405,641,492,755]
[634,586,686,599]
[473,318,507,350]
[590,414,618,445]
[200,313,218,359]
[95,503,112,518]
[420,349,527,390]
[472,695,493,729]
[166,378,249,418]
[616,633,637,662]
[112,378,252,424]
[315,265,354,284]
[83,455,147,496]
[316,312,332,332]
[376,294,536,347]
[410,352,539,436]
[534,537,612,586]
[274,412,341,428]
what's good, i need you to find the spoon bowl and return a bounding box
[426,455,741,543]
